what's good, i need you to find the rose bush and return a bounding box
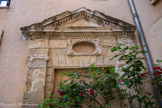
[39,45,161,108]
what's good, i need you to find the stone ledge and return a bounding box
[0,6,10,9]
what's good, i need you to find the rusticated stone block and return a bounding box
[45,83,54,91]
[46,68,54,76]
[46,76,54,83]
[29,59,46,68]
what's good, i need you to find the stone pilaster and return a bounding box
[22,49,49,108]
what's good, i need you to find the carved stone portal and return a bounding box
[20,7,136,108]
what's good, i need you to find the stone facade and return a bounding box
[20,8,136,107]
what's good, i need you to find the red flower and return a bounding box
[89,89,94,95]
[153,73,159,76]
[79,72,82,74]
[58,90,64,96]
[79,93,83,96]
[153,72,162,76]
[159,72,162,74]
[153,67,161,70]
[146,71,150,74]
[140,74,146,78]
[102,83,105,86]
[118,80,123,83]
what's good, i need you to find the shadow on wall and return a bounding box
[0,29,4,46]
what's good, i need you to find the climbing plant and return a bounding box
[39,44,161,108]
[111,44,157,108]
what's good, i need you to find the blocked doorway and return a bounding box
[51,68,122,108]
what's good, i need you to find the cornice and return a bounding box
[23,31,134,40]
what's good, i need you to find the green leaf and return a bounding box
[108,67,115,73]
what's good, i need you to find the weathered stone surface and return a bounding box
[49,40,67,48]
[59,54,66,67]
[45,83,54,91]
[72,56,80,67]
[90,56,97,65]
[52,54,59,67]
[79,56,91,67]
[118,37,134,46]
[100,38,117,47]
[22,91,44,107]
[103,55,110,65]
[46,76,54,83]
[97,55,104,66]
[47,57,53,67]
[65,56,73,66]
[46,68,54,76]
[29,49,49,57]
[35,39,49,48]
[28,59,47,68]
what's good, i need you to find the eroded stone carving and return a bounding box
[99,38,117,47]
[118,37,134,46]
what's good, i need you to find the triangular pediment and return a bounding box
[21,7,136,39]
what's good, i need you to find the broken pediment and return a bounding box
[20,7,136,39]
